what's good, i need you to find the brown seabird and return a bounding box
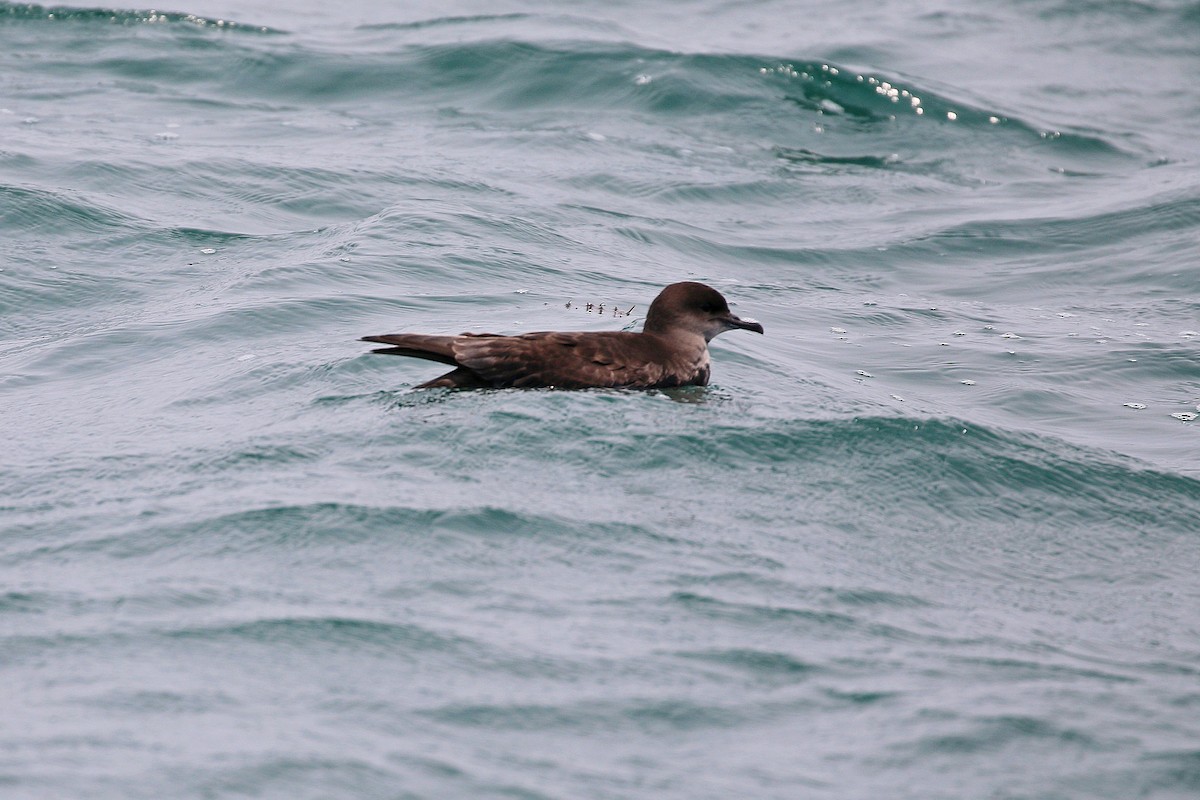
[361,281,764,389]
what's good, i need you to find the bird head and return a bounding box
[643,282,764,341]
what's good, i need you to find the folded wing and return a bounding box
[453,331,679,389]
[363,330,701,389]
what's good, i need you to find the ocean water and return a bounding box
[2,0,1199,797]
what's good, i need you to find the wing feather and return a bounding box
[365,330,708,389]
[453,331,693,389]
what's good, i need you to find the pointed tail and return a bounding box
[361,334,460,366]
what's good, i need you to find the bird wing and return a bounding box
[452,331,682,389]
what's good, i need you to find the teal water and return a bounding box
[2,1,1199,797]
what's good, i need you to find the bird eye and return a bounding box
[699,302,717,313]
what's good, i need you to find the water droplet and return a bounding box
[1123,402,1146,410]
[856,370,874,378]
[830,327,847,334]
[200,248,216,254]
[960,379,976,385]
[1171,412,1198,422]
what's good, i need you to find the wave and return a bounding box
[1,3,1138,165]
[0,1,276,32]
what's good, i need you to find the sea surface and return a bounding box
[2,0,1199,797]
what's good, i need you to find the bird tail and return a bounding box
[360,334,460,366]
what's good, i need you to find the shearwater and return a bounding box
[362,281,764,389]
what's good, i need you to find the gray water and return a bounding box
[2,0,1199,797]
